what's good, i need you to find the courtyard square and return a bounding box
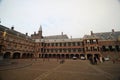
[0,59,120,80]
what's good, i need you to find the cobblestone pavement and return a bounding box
[0,59,120,80]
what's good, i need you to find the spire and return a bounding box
[39,25,42,31]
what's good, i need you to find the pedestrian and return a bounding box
[89,56,93,64]
[94,57,97,65]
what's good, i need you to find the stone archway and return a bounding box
[66,54,69,59]
[41,54,44,58]
[22,53,27,58]
[57,54,60,58]
[30,53,34,58]
[70,54,74,58]
[13,52,21,59]
[94,54,100,60]
[87,54,92,60]
[49,54,52,58]
[39,54,41,58]
[115,45,119,51]
[45,54,48,58]
[61,54,65,58]
[75,54,79,58]
[80,54,85,57]
[3,52,11,59]
[53,54,56,58]
[27,53,31,58]
[102,46,106,51]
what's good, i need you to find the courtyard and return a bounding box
[0,59,120,80]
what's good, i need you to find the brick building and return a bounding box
[0,24,120,60]
[0,25,35,59]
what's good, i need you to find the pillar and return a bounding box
[85,54,87,60]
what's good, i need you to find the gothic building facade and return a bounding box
[0,24,120,60]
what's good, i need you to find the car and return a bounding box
[104,57,110,61]
[80,56,86,60]
[72,56,77,60]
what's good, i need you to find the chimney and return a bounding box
[61,32,63,35]
[91,31,93,35]
[11,25,14,30]
[112,29,114,32]
[26,33,28,36]
[34,32,36,35]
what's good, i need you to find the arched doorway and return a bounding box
[61,54,65,58]
[102,46,106,51]
[49,54,52,58]
[94,54,100,60]
[41,54,44,58]
[80,54,85,57]
[75,54,79,58]
[3,52,11,59]
[70,54,74,58]
[80,54,86,60]
[57,54,60,58]
[45,54,48,58]
[115,45,119,51]
[39,54,41,58]
[30,53,33,58]
[66,54,69,59]
[87,54,92,60]
[27,53,31,58]
[53,54,56,58]
[22,53,27,58]
[13,52,20,59]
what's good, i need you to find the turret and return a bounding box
[38,25,42,38]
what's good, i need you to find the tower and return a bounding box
[38,25,42,38]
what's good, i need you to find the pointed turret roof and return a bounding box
[39,25,42,31]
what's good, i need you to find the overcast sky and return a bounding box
[0,0,120,38]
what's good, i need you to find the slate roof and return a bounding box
[83,35,99,39]
[43,34,69,39]
[35,38,83,43]
[83,31,120,40]
[0,25,31,40]
[93,31,120,40]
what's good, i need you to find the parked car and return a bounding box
[104,57,110,61]
[72,56,77,60]
[80,56,86,60]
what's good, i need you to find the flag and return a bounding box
[3,31,6,37]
